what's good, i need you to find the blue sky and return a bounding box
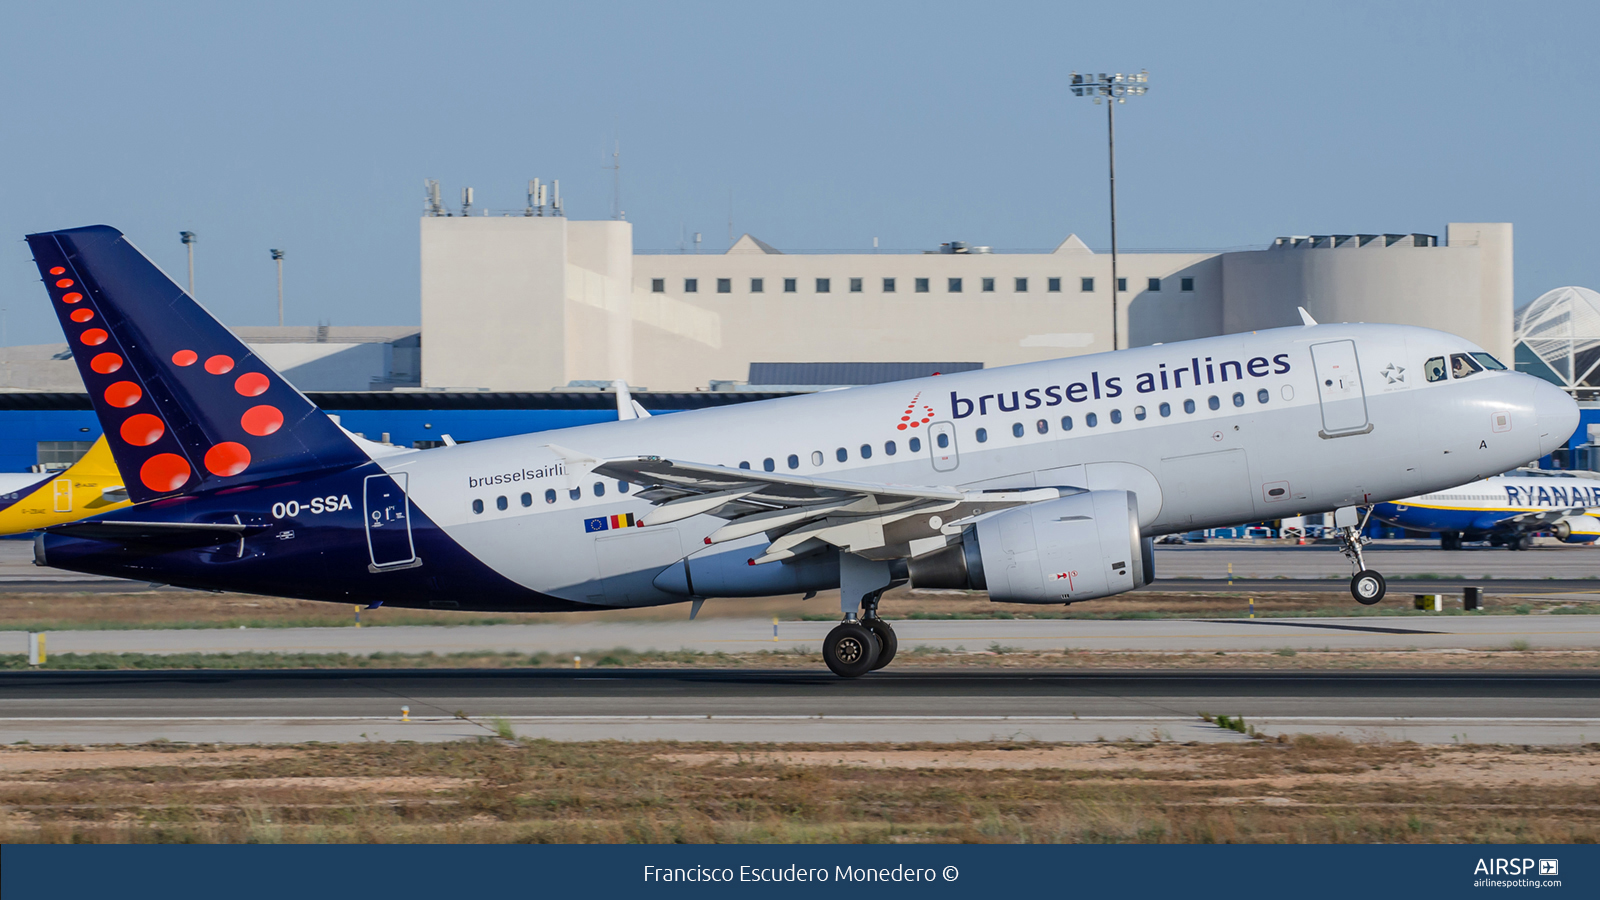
[1,1,1595,345]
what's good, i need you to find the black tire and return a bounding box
[1517,535,1535,551]
[864,618,898,670]
[1440,532,1460,551]
[823,622,879,678]
[1351,570,1386,605]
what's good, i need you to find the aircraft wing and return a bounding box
[1499,507,1593,531]
[595,455,1065,562]
[46,519,262,550]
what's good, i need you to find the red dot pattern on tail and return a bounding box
[104,381,142,408]
[61,292,82,304]
[89,352,122,375]
[48,267,64,276]
[241,405,283,436]
[234,372,269,397]
[120,414,165,447]
[204,442,251,477]
[205,355,234,375]
[140,453,191,492]
[172,349,197,366]
[79,328,108,346]
[70,308,94,323]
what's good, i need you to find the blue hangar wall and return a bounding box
[0,392,794,474]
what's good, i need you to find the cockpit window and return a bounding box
[1450,353,1484,379]
[1424,357,1447,382]
[1472,352,1507,371]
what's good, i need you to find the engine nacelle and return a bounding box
[1552,514,1600,543]
[907,490,1153,603]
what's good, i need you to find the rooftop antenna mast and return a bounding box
[424,180,447,216]
[551,180,563,217]
[460,187,474,217]
[604,140,624,220]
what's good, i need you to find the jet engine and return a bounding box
[907,490,1153,603]
[1552,515,1600,544]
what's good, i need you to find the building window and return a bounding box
[1148,277,1161,292]
[496,495,508,511]
[883,277,897,292]
[1011,422,1024,437]
[787,454,799,469]
[684,278,698,293]
[1181,276,1195,292]
[1208,395,1220,410]
[1081,277,1094,292]
[763,458,775,472]
[915,277,930,293]
[982,277,995,292]
[884,440,896,455]
[910,436,922,452]
[816,278,831,293]
[836,447,848,462]
[520,492,532,507]
[545,489,556,504]
[472,499,484,514]
[751,277,764,293]
[1048,277,1062,292]
[1061,416,1073,431]
[948,277,963,293]
[716,278,731,293]
[1117,277,1127,292]
[1036,419,1048,434]
[1086,412,1098,427]
[1015,277,1028,292]
[859,443,872,459]
[651,278,665,293]
[36,441,91,468]
[975,427,987,443]
[849,277,863,292]
[811,450,823,466]
[784,278,798,292]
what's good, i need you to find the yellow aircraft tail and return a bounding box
[0,436,132,535]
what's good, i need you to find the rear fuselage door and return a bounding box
[1310,340,1370,436]
[52,478,71,513]
[364,472,417,570]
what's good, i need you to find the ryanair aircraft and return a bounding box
[23,225,1579,676]
[1372,472,1600,550]
[0,436,131,534]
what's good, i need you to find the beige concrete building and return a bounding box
[418,216,1513,392]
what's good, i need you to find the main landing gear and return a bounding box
[1334,505,1386,605]
[824,553,904,678]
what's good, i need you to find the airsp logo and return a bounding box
[1473,858,1554,876]
[1540,859,1559,876]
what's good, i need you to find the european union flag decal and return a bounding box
[584,517,609,533]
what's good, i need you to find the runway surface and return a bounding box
[1,669,1595,745]
[6,613,1597,656]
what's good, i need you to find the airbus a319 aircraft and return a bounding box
[25,226,1579,676]
[1373,471,1600,550]
[0,436,131,534]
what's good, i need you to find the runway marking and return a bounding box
[1204,620,1443,635]
[2,715,1596,723]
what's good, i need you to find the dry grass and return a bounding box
[0,585,1587,633]
[0,738,1595,844]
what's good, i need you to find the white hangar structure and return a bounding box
[419,216,1513,392]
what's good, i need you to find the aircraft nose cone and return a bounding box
[1533,378,1580,458]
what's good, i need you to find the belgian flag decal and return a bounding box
[609,512,638,529]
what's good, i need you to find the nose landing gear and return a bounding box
[1334,505,1386,605]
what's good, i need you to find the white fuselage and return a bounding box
[376,323,1570,607]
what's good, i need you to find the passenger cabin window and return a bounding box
[1473,352,1507,370]
[1159,402,1171,417]
[472,499,484,514]
[1257,389,1270,404]
[811,450,823,466]
[1061,415,1073,431]
[593,482,605,497]
[1424,357,1447,382]
[1110,409,1122,424]
[496,496,508,511]
[935,433,948,449]
[544,489,556,504]
[521,492,532,507]
[975,428,987,443]
[618,481,629,493]
[569,487,581,500]
[1450,353,1484,379]
[836,447,848,462]
[1134,406,1147,420]
[858,444,872,459]
[1036,419,1048,434]
[763,458,775,472]
[1011,422,1024,437]
[1208,395,1220,410]
[910,436,923,452]
[1233,392,1245,407]
[1086,412,1098,427]
[1183,399,1196,414]
[884,440,897,455]
[788,454,799,469]
[738,461,751,469]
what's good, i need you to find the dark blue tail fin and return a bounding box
[26,225,368,503]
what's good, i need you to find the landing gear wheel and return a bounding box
[864,618,897,670]
[823,622,880,678]
[1515,535,1535,551]
[1351,569,1386,605]
[1440,531,1461,551]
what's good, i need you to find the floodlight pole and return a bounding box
[270,249,285,327]
[1071,70,1148,351]
[180,231,197,298]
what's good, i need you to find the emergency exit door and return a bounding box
[928,422,959,472]
[1310,340,1370,436]
[51,479,70,512]
[364,472,417,570]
